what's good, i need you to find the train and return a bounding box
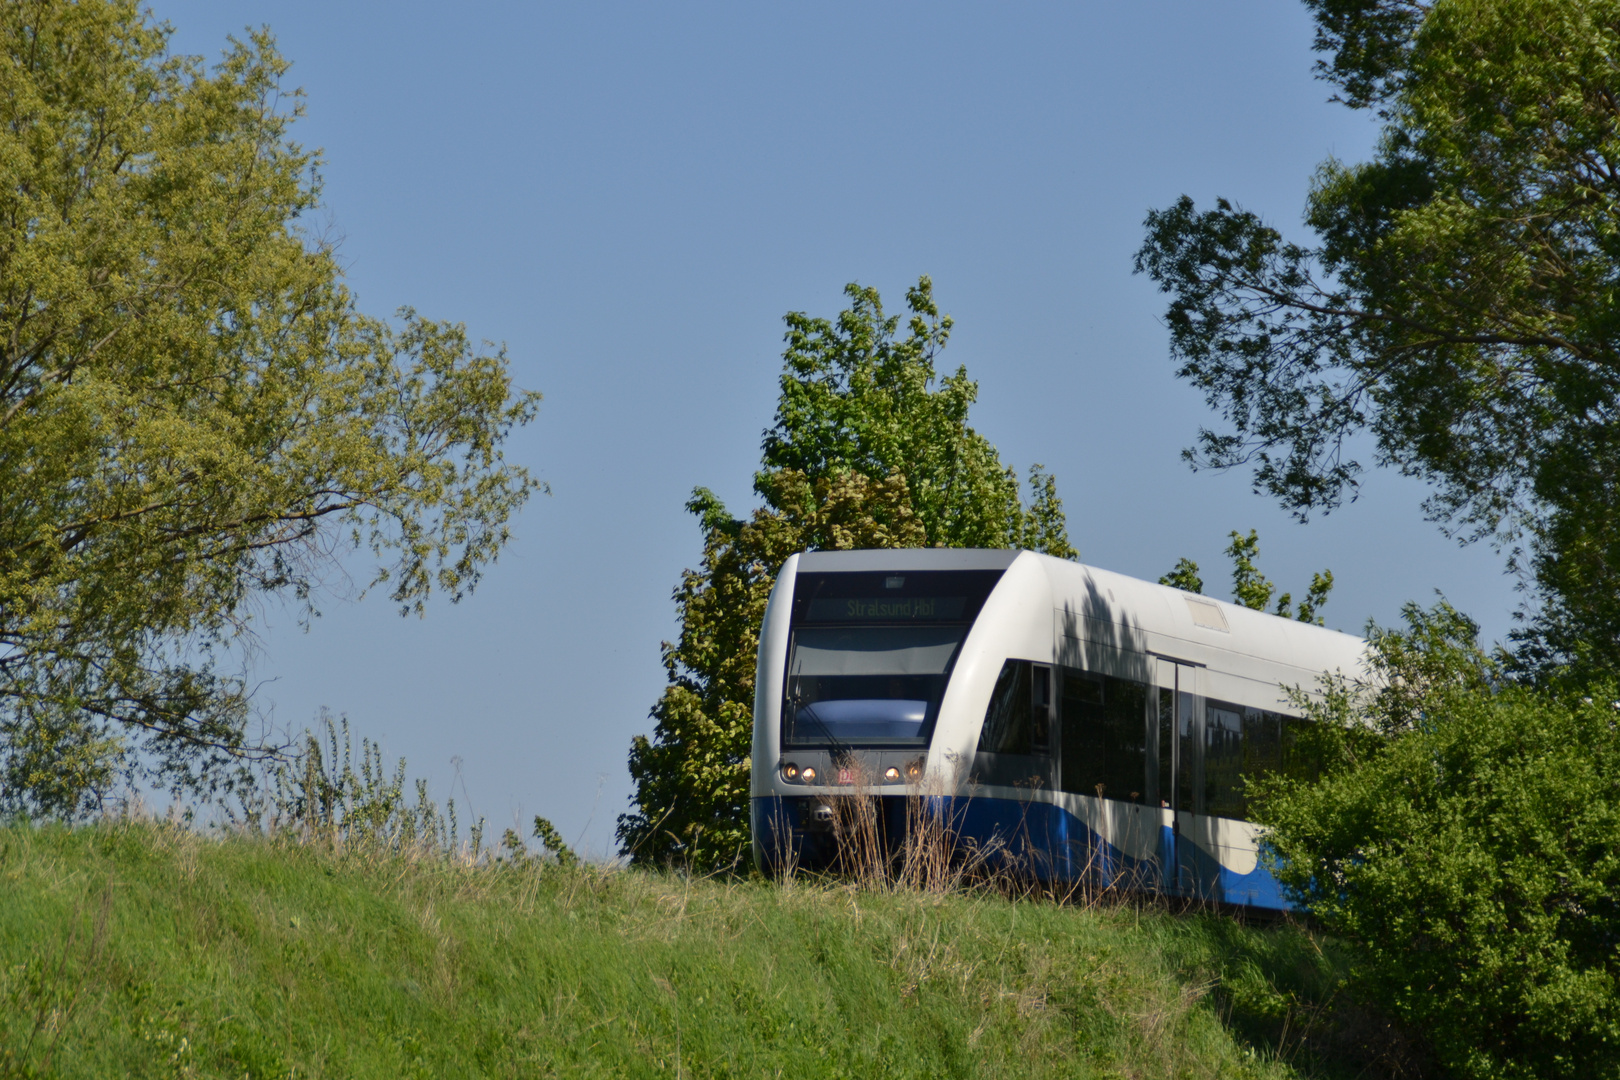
[749,547,1368,911]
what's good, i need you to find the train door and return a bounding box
[1152,658,1204,896]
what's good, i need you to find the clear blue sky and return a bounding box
[157,0,1519,856]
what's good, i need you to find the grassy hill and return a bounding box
[0,822,1415,1079]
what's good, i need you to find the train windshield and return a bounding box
[783,569,1003,748]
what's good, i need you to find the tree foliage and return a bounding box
[1135,0,1620,671]
[1252,604,1620,1080]
[1158,530,1334,625]
[0,2,541,816]
[1157,558,1205,596]
[618,279,1076,868]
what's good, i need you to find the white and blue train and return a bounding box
[750,548,1367,911]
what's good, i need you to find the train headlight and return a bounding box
[883,767,901,782]
[905,760,923,781]
[782,763,799,782]
[801,766,817,783]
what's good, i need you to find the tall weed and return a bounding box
[226,712,485,861]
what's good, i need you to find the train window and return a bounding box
[783,625,966,747]
[1199,703,1323,818]
[978,660,1036,755]
[1279,713,1327,783]
[973,661,1055,787]
[1060,671,1150,803]
[1030,665,1052,753]
[1178,688,1198,814]
[789,626,961,676]
[1204,701,1246,817]
[1244,707,1282,775]
[1157,687,1173,809]
[785,568,1003,749]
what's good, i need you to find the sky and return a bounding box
[155,0,1522,857]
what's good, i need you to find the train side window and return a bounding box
[978,660,1035,754]
[1279,713,1326,783]
[1157,687,1173,808]
[1198,705,1321,819]
[1204,701,1246,818]
[1031,665,1052,754]
[1060,670,1149,803]
[1243,708,1282,782]
[1244,709,1283,803]
[1178,687,1199,815]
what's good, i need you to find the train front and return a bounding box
[750,548,1025,871]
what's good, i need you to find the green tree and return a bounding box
[1158,530,1334,624]
[0,2,541,816]
[1253,604,1620,1080]
[1134,0,1620,673]
[618,279,1076,868]
[761,280,1076,556]
[1157,558,1205,595]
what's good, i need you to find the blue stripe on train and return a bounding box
[750,794,1293,912]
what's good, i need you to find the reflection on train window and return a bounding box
[1278,712,1326,783]
[1060,671,1149,803]
[1204,702,1245,817]
[1178,689,1198,814]
[783,624,964,747]
[1030,665,1051,753]
[978,660,1038,754]
[1202,700,1319,818]
[973,663,1324,817]
[1157,687,1173,809]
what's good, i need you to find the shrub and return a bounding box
[1255,606,1620,1079]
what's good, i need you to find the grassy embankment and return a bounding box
[1,822,1407,1079]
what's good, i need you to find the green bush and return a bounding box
[1256,606,1620,1079]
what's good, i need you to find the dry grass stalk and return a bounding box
[797,760,1013,896]
[792,760,1189,919]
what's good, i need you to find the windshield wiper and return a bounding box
[791,697,851,759]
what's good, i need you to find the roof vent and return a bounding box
[1185,597,1230,632]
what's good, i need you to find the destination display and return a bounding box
[805,596,967,622]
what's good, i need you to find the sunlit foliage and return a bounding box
[618,279,1075,869]
[1254,603,1620,1080]
[1136,0,1620,673]
[0,1,541,816]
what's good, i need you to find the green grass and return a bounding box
[0,822,1408,1079]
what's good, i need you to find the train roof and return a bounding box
[788,548,1369,695]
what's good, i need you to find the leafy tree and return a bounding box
[1157,558,1205,595]
[1134,0,1620,672]
[761,280,1076,556]
[1225,530,1334,625]
[618,279,1076,868]
[1158,530,1334,624]
[0,2,541,816]
[1253,604,1620,1080]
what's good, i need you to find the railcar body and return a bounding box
[749,548,1368,911]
